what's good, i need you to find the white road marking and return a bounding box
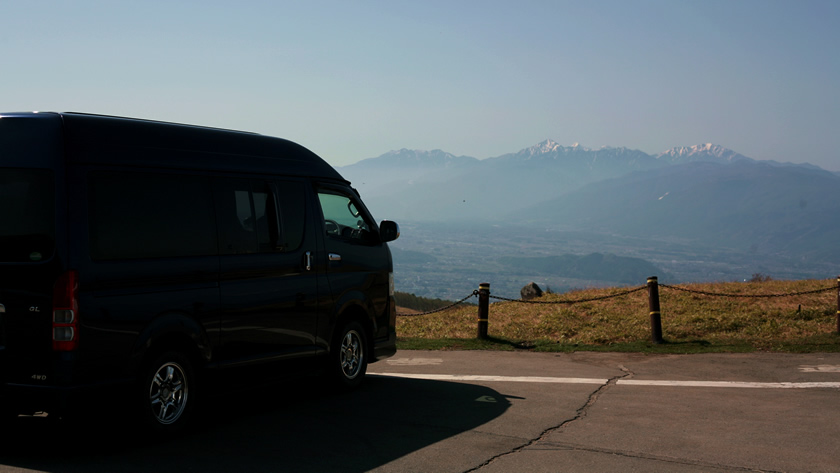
[385,358,444,366]
[370,373,608,384]
[617,380,840,389]
[799,364,840,372]
[369,373,840,389]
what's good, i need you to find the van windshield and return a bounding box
[0,168,55,262]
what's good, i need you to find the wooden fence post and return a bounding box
[648,276,664,344]
[477,283,490,340]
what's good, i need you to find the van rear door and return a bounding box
[0,114,67,393]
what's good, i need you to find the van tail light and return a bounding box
[52,270,79,351]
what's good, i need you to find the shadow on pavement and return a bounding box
[0,375,510,472]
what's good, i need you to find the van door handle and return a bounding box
[304,251,312,271]
[329,253,342,262]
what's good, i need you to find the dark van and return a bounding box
[0,112,399,431]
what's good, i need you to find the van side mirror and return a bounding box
[379,220,400,243]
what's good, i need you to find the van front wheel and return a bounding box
[331,321,367,389]
[140,351,194,432]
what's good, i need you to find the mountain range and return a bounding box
[337,141,840,295]
[340,140,837,225]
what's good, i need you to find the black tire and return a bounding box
[138,351,195,433]
[331,321,368,389]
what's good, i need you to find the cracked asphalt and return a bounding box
[368,351,840,473]
[0,350,838,472]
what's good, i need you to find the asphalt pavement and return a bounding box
[0,350,838,472]
[367,350,840,473]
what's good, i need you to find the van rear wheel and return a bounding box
[139,351,194,432]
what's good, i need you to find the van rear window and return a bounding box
[0,169,55,262]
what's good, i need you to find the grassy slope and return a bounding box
[396,279,840,353]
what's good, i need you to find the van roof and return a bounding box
[1,112,347,181]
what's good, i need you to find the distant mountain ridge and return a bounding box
[344,140,823,172]
[351,148,479,168]
[487,140,660,170]
[343,140,786,169]
[655,143,753,165]
[339,140,830,222]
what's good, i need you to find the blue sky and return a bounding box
[3,0,838,169]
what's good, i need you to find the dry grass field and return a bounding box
[396,279,840,353]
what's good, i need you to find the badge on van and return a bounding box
[29,252,42,261]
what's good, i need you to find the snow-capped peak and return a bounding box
[528,139,563,155]
[522,140,596,156]
[657,144,752,164]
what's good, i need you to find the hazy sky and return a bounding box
[3,0,838,169]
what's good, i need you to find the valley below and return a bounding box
[389,221,836,301]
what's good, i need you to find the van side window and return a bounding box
[215,179,273,255]
[215,179,308,253]
[275,180,306,252]
[89,172,217,260]
[317,190,375,244]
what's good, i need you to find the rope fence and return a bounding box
[396,290,479,317]
[658,283,834,298]
[489,285,648,304]
[396,276,840,342]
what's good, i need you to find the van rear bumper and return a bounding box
[372,331,397,362]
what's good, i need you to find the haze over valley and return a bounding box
[339,142,840,300]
